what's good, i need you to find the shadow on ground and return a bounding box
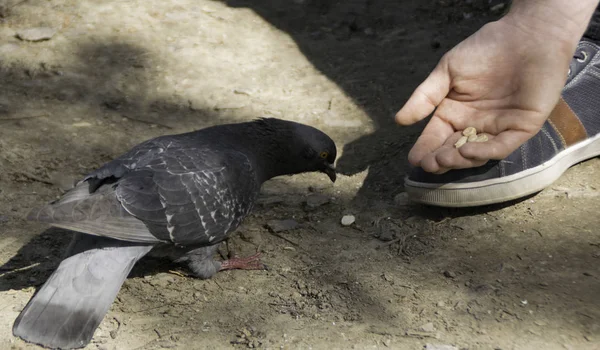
[222,0,504,201]
[0,38,232,290]
[1,2,598,346]
[0,37,403,329]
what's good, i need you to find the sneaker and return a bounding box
[404,39,600,207]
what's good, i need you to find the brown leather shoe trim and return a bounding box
[547,98,588,147]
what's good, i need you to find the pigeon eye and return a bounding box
[319,151,328,159]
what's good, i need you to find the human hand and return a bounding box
[395,17,575,174]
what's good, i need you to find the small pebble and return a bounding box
[443,270,456,279]
[420,322,436,333]
[341,215,355,226]
[15,27,56,42]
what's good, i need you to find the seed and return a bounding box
[454,135,468,148]
[474,134,488,142]
[467,134,477,142]
[462,127,477,137]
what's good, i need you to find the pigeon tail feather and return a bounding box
[13,234,153,349]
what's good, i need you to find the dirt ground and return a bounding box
[0,0,599,349]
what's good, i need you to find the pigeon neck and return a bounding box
[200,120,308,184]
[251,139,298,184]
[237,127,303,184]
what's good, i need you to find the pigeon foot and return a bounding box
[219,252,267,271]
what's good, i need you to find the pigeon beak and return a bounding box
[323,163,336,183]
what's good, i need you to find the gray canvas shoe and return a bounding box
[405,39,600,207]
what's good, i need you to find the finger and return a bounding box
[406,99,478,166]
[395,57,451,126]
[420,132,489,173]
[407,115,455,167]
[415,133,464,173]
[436,146,489,169]
[456,108,544,160]
[419,152,446,173]
[434,132,490,169]
[458,130,532,160]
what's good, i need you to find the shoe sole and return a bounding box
[404,133,600,207]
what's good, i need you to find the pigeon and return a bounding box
[13,117,337,349]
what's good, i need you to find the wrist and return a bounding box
[502,0,598,55]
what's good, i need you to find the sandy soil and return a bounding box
[0,0,599,349]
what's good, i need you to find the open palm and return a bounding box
[396,19,573,174]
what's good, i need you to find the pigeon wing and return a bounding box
[83,137,173,192]
[27,177,165,243]
[116,147,260,245]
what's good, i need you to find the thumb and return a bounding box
[395,58,451,126]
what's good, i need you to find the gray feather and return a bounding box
[13,234,153,349]
[27,181,163,244]
[50,217,161,244]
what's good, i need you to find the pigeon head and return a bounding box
[254,118,337,182]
